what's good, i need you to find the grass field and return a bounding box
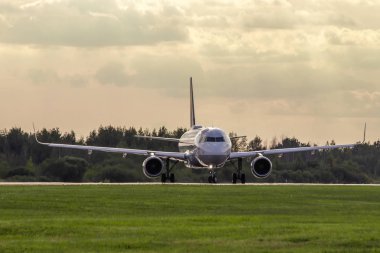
[0,184,380,252]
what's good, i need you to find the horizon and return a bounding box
[1,1,379,145]
[1,123,369,148]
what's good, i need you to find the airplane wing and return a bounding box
[229,143,356,159]
[134,135,195,145]
[134,135,180,142]
[35,136,187,160]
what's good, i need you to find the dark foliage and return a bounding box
[40,156,88,182]
[0,126,379,183]
[6,167,34,178]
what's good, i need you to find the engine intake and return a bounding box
[251,156,272,178]
[142,156,164,178]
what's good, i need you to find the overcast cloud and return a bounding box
[0,0,379,143]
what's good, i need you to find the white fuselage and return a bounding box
[178,126,232,169]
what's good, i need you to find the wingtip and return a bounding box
[32,123,43,144]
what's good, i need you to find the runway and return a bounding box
[0,182,380,186]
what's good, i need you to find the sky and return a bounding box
[0,0,379,145]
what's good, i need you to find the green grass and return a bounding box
[0,185,380,252]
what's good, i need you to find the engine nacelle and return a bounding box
[251,156,272,178]
[142,156,164,178]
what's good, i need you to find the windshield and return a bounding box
[204,136,225,142]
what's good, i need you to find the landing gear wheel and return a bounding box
[208,175,213,183]
[164,159,178,183]
[241,173,246,184]
[232,173,237,184]
[212,176,217,183]
[231,158,245,184]
[161,173,167,183]
[169,173,175,183]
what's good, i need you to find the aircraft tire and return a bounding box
[161,174,167,183]
[232,173,237,184]
[169,173,175,183]
[241,173,246,184]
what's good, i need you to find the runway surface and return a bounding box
[0,182,380,186]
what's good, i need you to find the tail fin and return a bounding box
[190,77,196,128]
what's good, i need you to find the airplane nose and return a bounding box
[198,154,228,166]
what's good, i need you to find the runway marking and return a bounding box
[0,182,380,186]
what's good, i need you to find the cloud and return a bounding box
[20,1,44,10]
[0,1,188,47]
[0,2,19,12]
[324,28,380,46]
[130,54,204,95]
[95,62,130,86]
[2,0,380,139]
[240,8,296,30]
[66,74,87,88]
[27,68,88,87]
[28,68,60,85]
[350,90,380,102]
[327,13,356,27]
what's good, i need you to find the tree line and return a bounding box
[0,126,379,183]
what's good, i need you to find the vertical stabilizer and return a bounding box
[190,77,196,128]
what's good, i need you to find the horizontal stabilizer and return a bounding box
[230,136,247,140]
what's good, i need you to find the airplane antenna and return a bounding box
[363,122,367,143]
[190,77,196,128]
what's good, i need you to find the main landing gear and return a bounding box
[231,158,246,184]
[208,170,217,184]
[161,159,178,183]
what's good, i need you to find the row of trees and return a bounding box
[0,126,379,183]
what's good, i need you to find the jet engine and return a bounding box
[142,156,164,178]
[251,156,272,178]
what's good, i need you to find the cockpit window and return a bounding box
[205,137,215,142]
[216,137,225,142]
[205,136,225,142]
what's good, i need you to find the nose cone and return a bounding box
[197,143,230,167]
[198,154,228,167]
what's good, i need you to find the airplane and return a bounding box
[35,78,357,184]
